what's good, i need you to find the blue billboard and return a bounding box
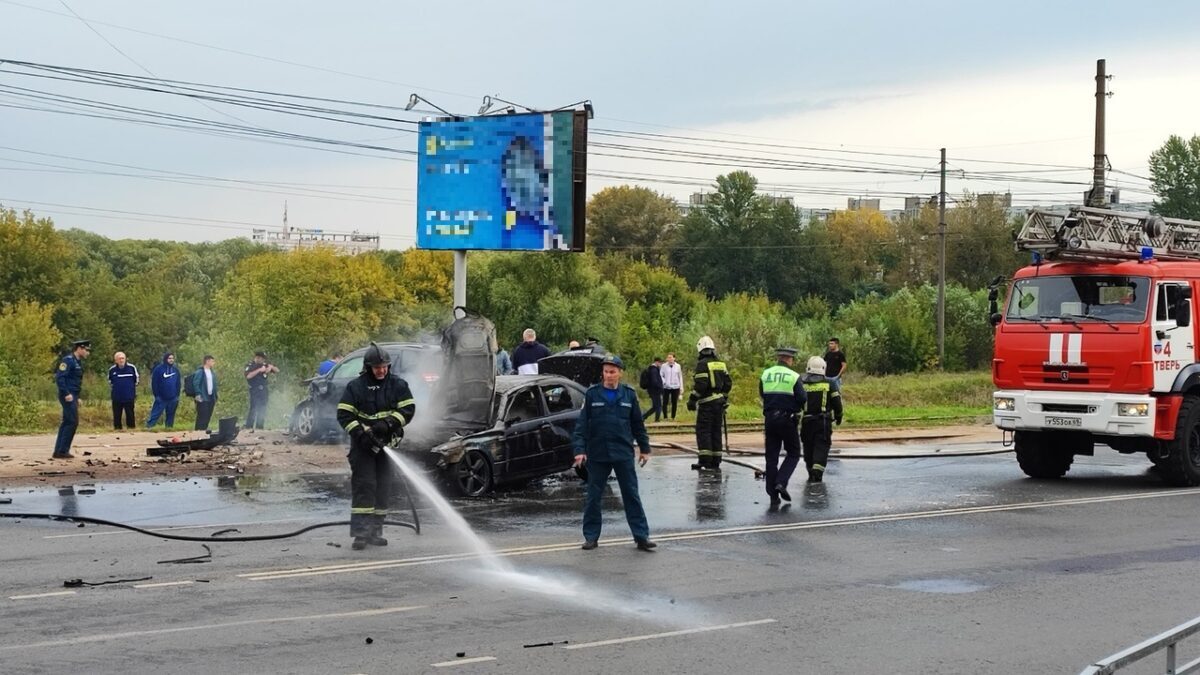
[416,111,587,251]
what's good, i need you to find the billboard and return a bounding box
[416,111,587,251]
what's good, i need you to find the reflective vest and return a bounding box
[760,364,802,414]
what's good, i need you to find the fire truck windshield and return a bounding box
[1006,275,1149,324]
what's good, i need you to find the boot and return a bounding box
[368,535,388,547]
[352,537,368,551]
[369,518,387,546]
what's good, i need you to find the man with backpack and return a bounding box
[639,357,665,422]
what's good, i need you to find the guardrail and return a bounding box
[1079,615,1200,674]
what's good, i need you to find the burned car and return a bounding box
[290,342,441,442]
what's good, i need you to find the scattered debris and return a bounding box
[37,471,65,477]
[456,652,466,657]
[210,528,239,537]
[82,451,92,456]
[157,544,212,565]
[77,488,96,495]
[365,637,374,645]
[326,542,342,548]
[64,576,152,587]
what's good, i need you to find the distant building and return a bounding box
[250,226,381,255]
[847,197,881,211]
[977,192,1013,208]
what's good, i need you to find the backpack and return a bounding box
[639,366,653,390]
[183,369,199,398]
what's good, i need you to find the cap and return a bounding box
[254,351,268,358]
[601,354,625,370]
[71,339,91,349]
[775,347,798,358]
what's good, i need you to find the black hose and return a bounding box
[0,513,419,542]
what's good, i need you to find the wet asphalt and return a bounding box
[3,444,1200,673]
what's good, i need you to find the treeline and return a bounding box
[0,171,1024,424]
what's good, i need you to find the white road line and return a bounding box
[563,619,777,650]
[240,488,1200,581]
[9,590,77,600]
[432,656,498,667]
[132,580,194,589]
[43,517,310,539]
[0,605,425,651]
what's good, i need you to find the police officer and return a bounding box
[53,339,90,459]
[336,343,415,551]
[760,347,804,505]
[572,354,655,551]
[687,335,732,471]
[800,356,844,483]
[244,351,278,430]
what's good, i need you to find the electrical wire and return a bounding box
[0,513,419,541]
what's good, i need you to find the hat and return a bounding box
[601,354,625,370]
[806,356,827,376]
[71,339,91,349]
[254,350,268,358]
[775,347,798,358]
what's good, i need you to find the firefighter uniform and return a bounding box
[800,356,844,483]
[689,336,732,470]
[53,340,90,459]
[336,344,415,549]
[760,348,804,503]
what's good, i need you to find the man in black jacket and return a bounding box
[688,336,732,470]
[336,343,416,550]
[641,357,664,422]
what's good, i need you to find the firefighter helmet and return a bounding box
[806,356,827,376]
[363,343,391,368]
[696,335,715,353]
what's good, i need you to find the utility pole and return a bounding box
[1090,58,1109,206]
[937,147,947,369]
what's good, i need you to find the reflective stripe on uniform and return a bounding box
[698,393,725,404]
[337,403,358,414]
[373,509,390,515]
[395,398,415,410]
[350,507,374,514]
[388,411,407,426]
[343,420,361,432]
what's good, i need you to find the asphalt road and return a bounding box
[2,446,1199,674]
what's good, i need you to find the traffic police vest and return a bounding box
[760,364,801,414]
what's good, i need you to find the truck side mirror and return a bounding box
[989,313,1003,327]
[1177,299,1192,328]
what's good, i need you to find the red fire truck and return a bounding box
[992,206,1200,486]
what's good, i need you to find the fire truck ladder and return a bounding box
[1016,206,1200,262]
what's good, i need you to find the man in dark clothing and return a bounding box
[759,347,804,506]
[511,328,551,375]
[53,339,90,459]
[573,354,655,551]
[687,335,732,471]
[108,351,139,430]
[823,338,848,388]
[801,356,844,483]
[640,357,664,422]
[147,352,181,429]
[336,343,416,551]
[244,351,279,430]
[192,355,218,431]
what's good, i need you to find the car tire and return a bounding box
[450,449,494,497]
[1014,430,1074,479]
[1159,396,1200,487]
[292,402,318,443]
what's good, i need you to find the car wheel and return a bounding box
[293,402,317,443]
[451,449,494,497]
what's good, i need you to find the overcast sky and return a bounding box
[2,0,1198,246]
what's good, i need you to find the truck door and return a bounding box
[1152,282,1195,392]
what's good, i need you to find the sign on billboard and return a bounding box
[416,111,587,251]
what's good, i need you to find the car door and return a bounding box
[502,386,546,478]
[537,382,583,471]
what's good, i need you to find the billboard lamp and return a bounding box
[405,93,453,116]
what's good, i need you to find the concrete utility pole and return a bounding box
[453,250,467,308]
[1090,58,1109,207]
[937,147,947,369]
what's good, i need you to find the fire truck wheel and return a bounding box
[1014,430,1074,479]
[1159,396,1200,487]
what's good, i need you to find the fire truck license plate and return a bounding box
[1045,416,1082,428]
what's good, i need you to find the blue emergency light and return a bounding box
[1140,246,1153,262]
[1032,252,1043,265]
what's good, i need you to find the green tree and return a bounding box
[0,206,74,307]
[1149,134,1200,220]
[586,186,680,263]
[0,301,63,380]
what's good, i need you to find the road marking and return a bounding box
[240,488,1200,581]
[0,605,425,651]
[563,618,776,650]
[9,590,77,600]
[43,517,311,539]
[132,580,194,589]
[431,656,497,667]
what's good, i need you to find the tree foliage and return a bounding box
[1149,134,1200,220]
[586,186,679,263]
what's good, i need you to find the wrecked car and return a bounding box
[289,342,441,442]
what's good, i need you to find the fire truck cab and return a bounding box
[993,207,1200,486]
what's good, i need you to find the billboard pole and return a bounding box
[453,250,467,308]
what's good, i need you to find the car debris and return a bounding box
[157,544,212,565]
[64,576,152,587]
[146,417,241,457]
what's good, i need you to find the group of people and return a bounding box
[493,328,608,376]
[51,341,279,459]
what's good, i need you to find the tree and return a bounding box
[586,186,680,263]
[0,207,74,307]
[1149,134,1200,220]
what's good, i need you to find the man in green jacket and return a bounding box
[572,354,656,552]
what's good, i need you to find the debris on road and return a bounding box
[64,576,152,587]
[157,544,212,565]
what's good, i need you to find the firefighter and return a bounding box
[800,356,843,483]
[760,347,804,505]
[53,339,90,459]
[336,343,416,550]
[687,335,732,471]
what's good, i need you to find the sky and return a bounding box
[2,0,1199,247]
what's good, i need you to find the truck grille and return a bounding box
[1041,404,1096,414]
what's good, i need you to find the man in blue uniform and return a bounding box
[760,347,804,506]
[244,351,278,430]
[572,354,656,552]
[108,351,139,430]
[53,339,90,459]
[147,352,181,429]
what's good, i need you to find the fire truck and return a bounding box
[992,206,1200,486]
